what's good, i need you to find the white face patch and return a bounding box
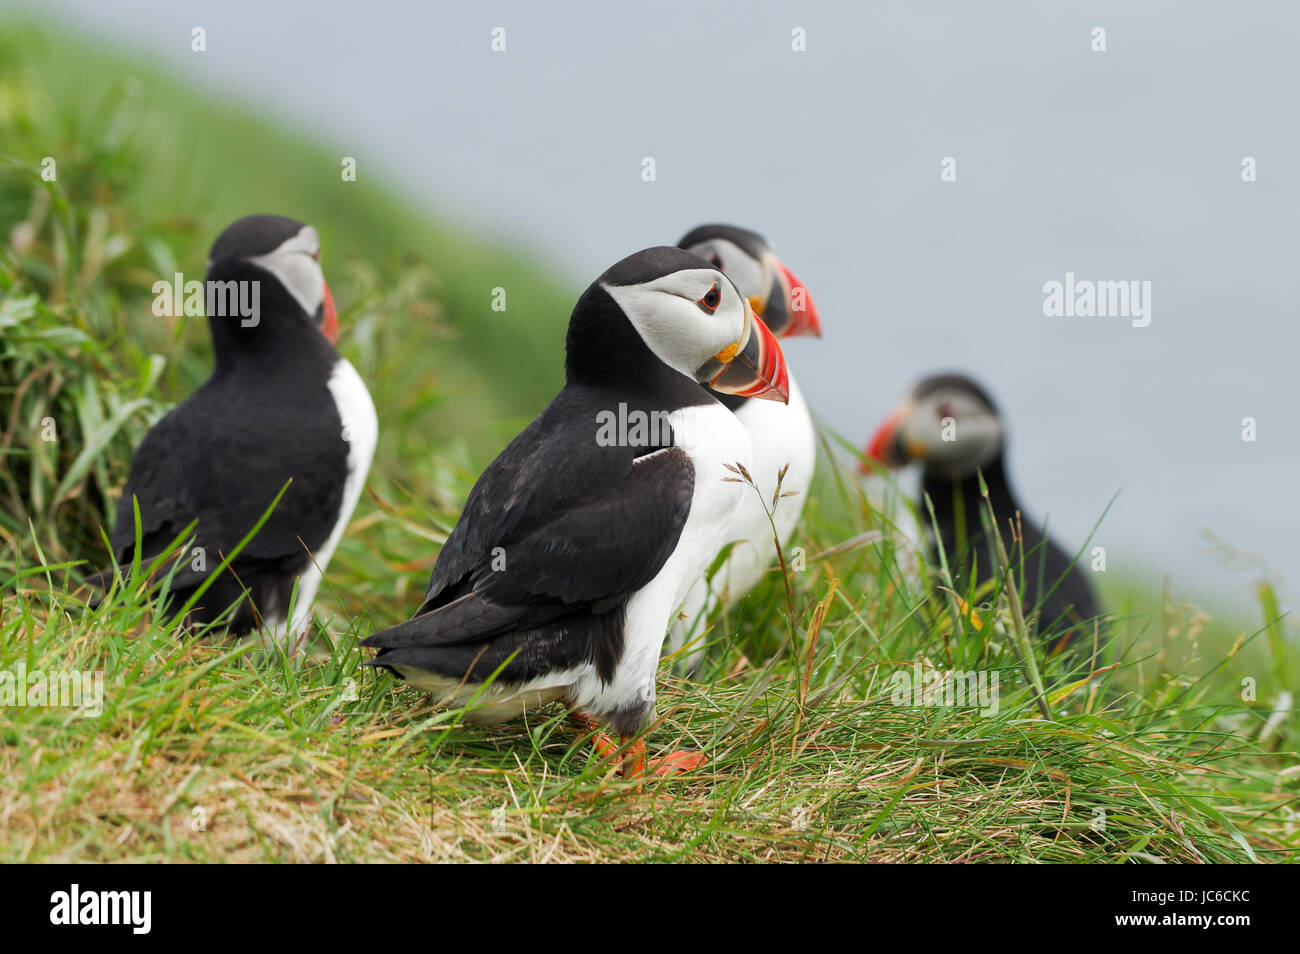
[248,225,325,318]
[601,268,747,380]
[681,238,766,302]
[904,387,1003,473]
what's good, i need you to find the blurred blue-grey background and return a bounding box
[27,0,1300,609]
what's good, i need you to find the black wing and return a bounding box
[362,388,695,682]
[926,468,1102,643]
[1017,521,1102,633]
[106,378,348,589]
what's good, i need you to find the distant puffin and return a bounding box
[95,214,377,650]
[863,373,1101,644]
[669,224,821,672]
[362,247,790,777]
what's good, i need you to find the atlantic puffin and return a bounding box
[668,224,821,672]
[361,247,790,777]
[862,373,1101,645]
[94,214,377,650]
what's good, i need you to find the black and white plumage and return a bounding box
[669,225,822,673]
[864,373,1101,644]
[95,214,377,650]
[361,247,789,764]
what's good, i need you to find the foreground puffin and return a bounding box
[668,225,821,672]
[863,373,1101,646]
[94,214,377,650]
[361,247,790,777]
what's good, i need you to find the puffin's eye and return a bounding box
[698,282,721,314]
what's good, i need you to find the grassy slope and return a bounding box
[1,22,1297,863]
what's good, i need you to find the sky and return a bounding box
[23,0,1300,610]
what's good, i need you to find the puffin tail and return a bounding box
[360,613,440,661]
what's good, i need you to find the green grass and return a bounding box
[1,19,1297,863]
[5,462,1297,863]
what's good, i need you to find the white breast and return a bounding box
[271,358,378,651]
[669,372,816,670]
[570,401,752,721]
[731,371,815,554]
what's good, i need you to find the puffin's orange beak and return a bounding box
[774,260,821,338]
[709,301,790,403]
[862,404,908,473]
[320,280,339,346]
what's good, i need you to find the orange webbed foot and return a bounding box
[647,750,706,777]
[572,712,625,766]
[571,713,703,781]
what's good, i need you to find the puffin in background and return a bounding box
[862,373,1101,646]
[669,224,821,673]
[93,214,377,651]
[362,247,790,777]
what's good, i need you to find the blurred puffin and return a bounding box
[95,214,377,650]
[362,247,790,777]
[863,373,1100,644]
[668,224,821,672]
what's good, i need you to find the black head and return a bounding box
[864,371,1005,478]
[564,246,789,404]
[911,373,1000,415]
[677,223,821,338]
[209,214,311,264]
[677,224,769,262]
[204,214,338,355]
[597,245,715,287]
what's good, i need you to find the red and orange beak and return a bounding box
[860,401,915,473]
[774,260,821,338]
[320,279,340,345]
[750,255,822,339]
[709,300,790,403]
